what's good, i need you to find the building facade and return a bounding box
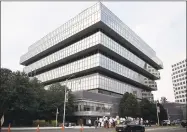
[142,91,154,102]
[20,2,163,120]
[162,102,185,121]
[171,59,187,104]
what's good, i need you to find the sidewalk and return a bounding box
[2,126,96,130]
[2,125,180,131]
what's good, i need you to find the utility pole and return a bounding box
[56,108,59,127]
[156,101,160,126]
[62,74,74,127]
[166,108,169,120]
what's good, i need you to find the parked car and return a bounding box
[181,120,187,127]
[171,120,181,125]
[115,120,145,132]
[162,120,171,126]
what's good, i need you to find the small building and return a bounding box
[161,102,185,121]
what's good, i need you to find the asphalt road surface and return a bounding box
[1,127,186,132]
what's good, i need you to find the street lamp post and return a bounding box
[56,108,59,127]
[62,75,74,127]
[156,101,160,126]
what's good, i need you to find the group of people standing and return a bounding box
[88,117,118,128]
[86,117,146,128]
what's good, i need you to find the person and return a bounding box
[149,120,151,127]
[140,118,143,125]
[101,119,104,127]
[99,118,102,127]
[88,119,91,127]
[94,119,98,128]
[105,119,109,128]
[146,120,148,127]
[117,119,120,125]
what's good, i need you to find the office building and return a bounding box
[142,91,154,102]
[171,59,187,104]
[20,2,163,121]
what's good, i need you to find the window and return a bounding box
[84,105,90,111]
[96,106,101,111]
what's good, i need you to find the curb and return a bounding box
[2,126,96,130]
[146,127,180,131]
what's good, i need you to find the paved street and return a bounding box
[1,127,186,132]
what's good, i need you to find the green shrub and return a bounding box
[51,120,57,127]
[33,120,48,127]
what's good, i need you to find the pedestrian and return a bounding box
[146,120,148,127]
[94,119,98,129]
[106,120,109,128]
[88,119,91,127]
[149,120,151,127]
[112,119,115,128]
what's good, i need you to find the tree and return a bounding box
[41,83,75,121]
[4,71,44,126]
[157,103,168,122]
[140,98,157,121]
[0,68,15,131]
[160,97,168,104]
[0,68,75,127]
[119,92,140,118]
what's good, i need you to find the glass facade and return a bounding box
[20,3,101,64]
[20,2,163,108]
[57,73,143,99]
[23,32,101,73]
[142,90,154,102]
[23,32,160,79]
[20,2,163,69]
[37,53,156,90]
[100,4,163,67]
[74,100,112,112]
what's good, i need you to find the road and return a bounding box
[1,127,186,132]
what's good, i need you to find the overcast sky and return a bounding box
[1,1,186,102]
